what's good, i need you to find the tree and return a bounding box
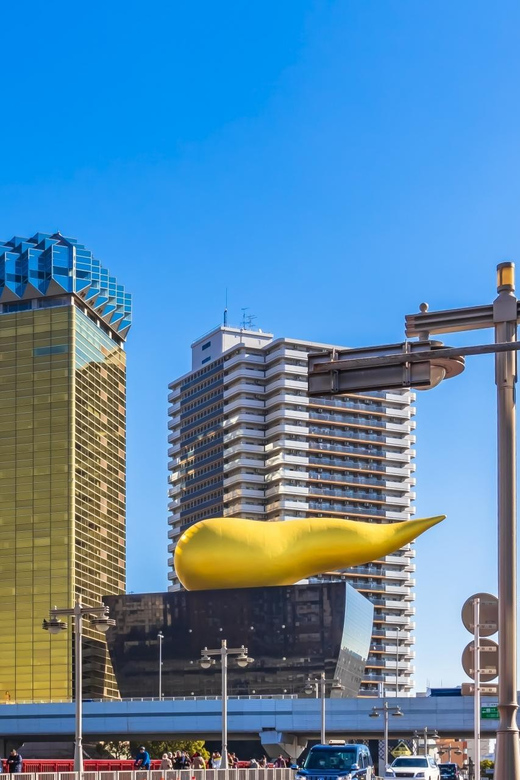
[129,741,210,761]
[480,758,494,776]
[94,741,131,759]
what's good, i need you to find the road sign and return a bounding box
[481,706,499,719]
[461,682,498,696]
[461,593,498,636]
[391,741,411,758]
[462,638,499,682]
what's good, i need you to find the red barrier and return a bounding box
[18,760,162,772]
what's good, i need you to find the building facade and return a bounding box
[104,582,373,698]
[168,325,416,696]
[0,232,131,702]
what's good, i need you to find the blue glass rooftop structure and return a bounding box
[0,232,132,339]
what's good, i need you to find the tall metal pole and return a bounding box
[74,598,83,774]
[395,630,400,697]
[320,673,326,745]
[494,262,520,780]
[221,640,228,769]
[473,598,481,775]
[424,727,428,756]
[158,632,163,700]
[383,703,389,775]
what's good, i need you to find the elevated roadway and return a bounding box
[0,695,503,747]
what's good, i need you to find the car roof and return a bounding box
[311,745,361,750]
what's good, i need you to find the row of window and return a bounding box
[180,489,224,512]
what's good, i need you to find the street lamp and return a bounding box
[438,743,464,763]
[308,263,520,780]
[199,640,253,768]
[413,728,439,756]
[157,631,164,700]
[304,673,345,744]
[42,597,115,773]
[369,702,403,775]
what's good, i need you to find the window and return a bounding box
[201,356,211,365]
[202,341,211,350]
[34,345,69,356]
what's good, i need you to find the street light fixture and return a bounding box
[199,640,253,768]
[369,702,404,776]
[308,263,520,780]
[42,597,116,773]
[304,673,345,745]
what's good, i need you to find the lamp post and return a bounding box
[308,263,520,780]
[157,631,164,700]
[304,673,345,744]
[369,702,403,775]
[42,597,115,773]
[200,640,253,769]
[414,728,439,756]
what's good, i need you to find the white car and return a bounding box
[385,755,440,780]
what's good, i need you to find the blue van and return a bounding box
[294,742,374,780]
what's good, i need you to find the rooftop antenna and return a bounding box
[241,307,249,329]
[223,288,228,326]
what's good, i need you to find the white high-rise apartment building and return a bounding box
[168,325,417,696]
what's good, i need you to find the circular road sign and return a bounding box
[461,593,498,637]
[462,638,499,682]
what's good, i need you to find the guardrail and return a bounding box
[6,771,297,780]
[0,772,384,780]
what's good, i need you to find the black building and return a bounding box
[104,582,373,698]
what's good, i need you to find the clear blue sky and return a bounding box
[1,0,519,692]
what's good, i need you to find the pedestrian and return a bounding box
[160,753,173,771]
[7,752,22,774]
[258,756,267,768]
[174,751,190,770]
[274,756,287,768]
[211,752,222,769]
[192,753,205,770]
[249,758,259,769]
[134,746,151,770]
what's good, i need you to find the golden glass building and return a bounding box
[0,232,131,702]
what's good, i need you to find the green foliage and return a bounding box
[480,758,494,772]
[94,741,131,759]
[129,741,210,761]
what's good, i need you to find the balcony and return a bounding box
[223,472,264,487]
[224,457,265,472]
[225,442,265,457]
[265,377,307,394]
[223,412,265,428]
[223,502,265,516]
[224,397,265,414]
[309,425,385,444]
[224,366,265,385]
[223,428,264,442]
[308,500,385,518]
[224,381,265,398]
[266,408,309,424]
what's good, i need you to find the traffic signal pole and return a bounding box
[494,266,520,779]
[307,263,520,780]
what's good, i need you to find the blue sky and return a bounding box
[1,0,519,692]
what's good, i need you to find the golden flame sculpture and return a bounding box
[174,514,445,591]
